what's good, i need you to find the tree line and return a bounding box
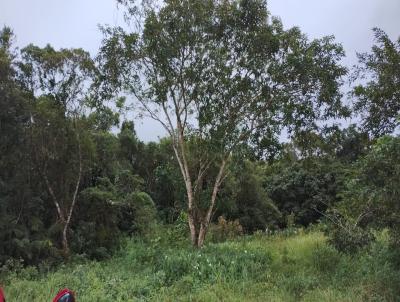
[0,0,399,266]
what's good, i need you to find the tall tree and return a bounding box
[0,27,44,264]
[352,28,400,137]
[99,0,348,247]
[18,44,96,255]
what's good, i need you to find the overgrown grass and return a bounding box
[3,230,400,301]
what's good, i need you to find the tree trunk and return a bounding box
[198,159,227,247]
[61,132,82,257]
[61,224,69,256]
[187,193,198,246]
[188,158,228,248]
[171,117,229,248]
[42,124,82,258]
[197,223,207,247]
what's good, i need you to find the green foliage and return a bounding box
[119,191,157,235]
[292,125,371,162]
[0,27,55,266]
[72,169,157,259]
[3,231,400,301]
[208,216,244,243]
[0,36,157,263]
[311,243,341,273]
[264,157,345,227]
[0,30,158,263]
[1,6,399,299]
[326,216,374,254]
[100,0,349,246]
[160,246,271,285]
[73,186,121,259]
[352,28,400,137]
[149,211,190,249]
[217,161,281,233]
[338,135,400,250]
[355,136,400,221]
[109,0,348,146]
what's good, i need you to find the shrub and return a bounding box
[215,161,281,233]
[118,191,157,235]
[208,216,243,243]
[339,136,400,252]
[164,211,190,246]
[72,187,121,259]
[264,158,345,227]
[356,233,400,300]
[326,217,373,254]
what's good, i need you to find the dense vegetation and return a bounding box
[0,0,399,300]
[3,230,400,301]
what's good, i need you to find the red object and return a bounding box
[0,287,5,302]
[52,288,75,302]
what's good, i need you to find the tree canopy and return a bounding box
[353,28,400,137]
[98,0,349,246]
[0,0,399,266]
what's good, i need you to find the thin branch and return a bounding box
[193,159,212,193]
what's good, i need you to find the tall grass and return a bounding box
[3,230,399,301]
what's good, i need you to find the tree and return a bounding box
[216,160,281,233]
[291,124,371,162]
[339,136,400,247]
[0,27,48,265]
[264,157,345,227]
[18,44,96,255]
[352,28,400,137]
[99,0,348,247]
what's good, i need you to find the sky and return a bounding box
[1,0,399,141]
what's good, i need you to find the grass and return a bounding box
[3,230,400,301]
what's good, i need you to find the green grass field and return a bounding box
[3,230,399,301]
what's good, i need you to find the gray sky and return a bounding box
[1,0,399,141]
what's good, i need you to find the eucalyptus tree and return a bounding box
[352,28,400,137]
[18,44,96,255]
[99,0,348,247]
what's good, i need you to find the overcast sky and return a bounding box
[1,0,399,141]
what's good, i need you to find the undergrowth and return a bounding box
[3,230,399,301]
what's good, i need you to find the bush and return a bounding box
[216,161,281,233]
[163,211,190,246]
[264,158,345,227]
[208,216,243,243]
[326,217,373,254]
[356,232,400,300]
[338,136,400,252]
[149,212,190,249]
[73,187,121,259]
[118,191,157,235]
